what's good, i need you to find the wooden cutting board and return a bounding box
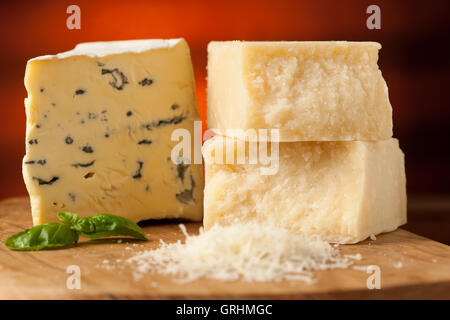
[0,197,449,300]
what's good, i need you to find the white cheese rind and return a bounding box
[203,137,406,244]
[24,38,203,225]
[207,41,393,141]
[29,39,183,62]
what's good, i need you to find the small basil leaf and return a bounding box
[75,214,147,240]
[5,223,79,251]
[57,211,80,227]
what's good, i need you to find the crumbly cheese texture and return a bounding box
[203,137,406,244]
[24,39,203,225]
[207,41,393,141]
[127,223,353,283]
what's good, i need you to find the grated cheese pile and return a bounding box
[126,223,354,284]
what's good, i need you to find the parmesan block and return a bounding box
[203,136,406,244]
[23,39,203,225]
[207,41,393,141]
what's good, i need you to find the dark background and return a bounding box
[0,0,449,243]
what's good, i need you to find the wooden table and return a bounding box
[0,197,449,299]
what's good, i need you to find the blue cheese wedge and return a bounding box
[23,39,203,225]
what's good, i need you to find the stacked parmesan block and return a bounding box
[204,41,406,243]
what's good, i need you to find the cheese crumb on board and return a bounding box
[126,223,354,284]
[344,253,363,260]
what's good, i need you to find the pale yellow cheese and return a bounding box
[23,39,203,225]
[207,41,393,141]
[203,136,406,244]
[127,222,353,283]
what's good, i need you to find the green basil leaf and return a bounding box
[5,222,79,251]
[74,214,147,240]
[57,211,80,227]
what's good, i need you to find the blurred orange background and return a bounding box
[0,0,449,242]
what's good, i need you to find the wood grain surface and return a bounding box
[0,197,449,300]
